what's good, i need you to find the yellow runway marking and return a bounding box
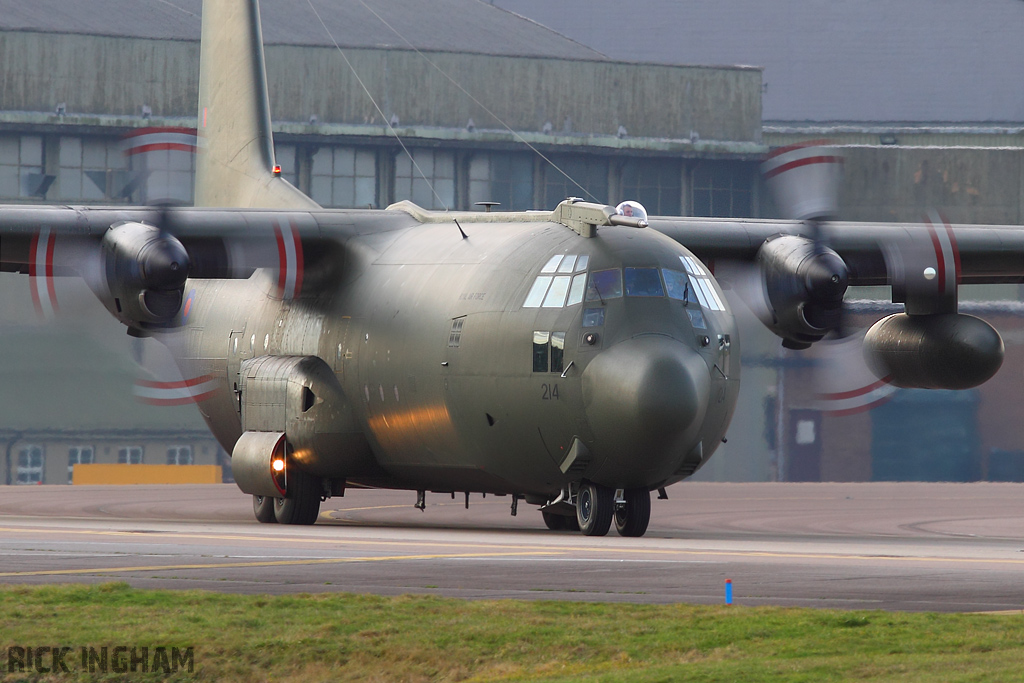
[2,526,1023,566]
[0,526,530,551]
[0,551,559,578]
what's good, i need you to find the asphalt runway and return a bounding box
[2,482,1024,612]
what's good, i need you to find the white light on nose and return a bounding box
[923,267,937,281]
[272,459,285,472]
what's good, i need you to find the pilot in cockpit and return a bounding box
[615,200,648,221]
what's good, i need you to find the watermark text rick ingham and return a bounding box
[7,645,194,674]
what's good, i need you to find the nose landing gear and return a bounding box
[613,488,651,537]
[576,481,614,536]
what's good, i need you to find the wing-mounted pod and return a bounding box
[755,234,849,349]
[231,355,376,496]
[863,313,1003,390]
[862,213,1004,390]
[99,221,190,330]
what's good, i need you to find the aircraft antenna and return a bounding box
[352,0,600,204]
[305,0,451,211]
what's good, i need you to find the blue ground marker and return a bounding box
[725,579,733,605]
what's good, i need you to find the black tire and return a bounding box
[614,488,652,537]
[544,509,569,532]
[273,469,321,525]
[253,494,277,523]
[576,482,613,536]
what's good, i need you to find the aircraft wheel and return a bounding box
[542,510,580,531]
[576,482,613,536]
[252,494,277,523]
[273,469,321,525]
[614,488,651,537]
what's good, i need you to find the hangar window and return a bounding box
[273,143,299,187]
[56,136,128,202]
[621,158,682,216]
[130,133,196,205]
[67,446,94,484]
[167,446,194,465]
[118,446,144,465]
[469,153,534,210]
[0,134,45,199]
[691,162,754,218]
[543,155,608,210]
[395,149,455,210]
[16,445,44,485]
[312,146,376,208]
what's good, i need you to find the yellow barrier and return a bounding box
[73,464,223,485]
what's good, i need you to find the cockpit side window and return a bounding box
[663,269,699,304]
[679,256,726,311]
[586,269,622,301]
[533,331,550,372]
[624,267,665,297]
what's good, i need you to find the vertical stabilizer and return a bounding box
[195,0,318,209]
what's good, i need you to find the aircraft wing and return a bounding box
[0,204,416,329]
[649,217,1024,286]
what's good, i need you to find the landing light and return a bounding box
[272,459,285,472]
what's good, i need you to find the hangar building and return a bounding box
[0,0,766,485]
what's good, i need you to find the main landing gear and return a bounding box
[556,482,652,537]
[252,469,322,525]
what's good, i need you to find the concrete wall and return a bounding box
[0,31,763,143]
[839,146,1024,225]
[759,144,1024,226]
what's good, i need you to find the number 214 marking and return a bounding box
[541,383,559,400]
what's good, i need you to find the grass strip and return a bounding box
[1,582,1023,682]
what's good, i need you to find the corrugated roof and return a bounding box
[492,0,1024,123]
[0,0,607,60]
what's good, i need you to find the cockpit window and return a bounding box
[524,254,591,308]
[542,276,571,307]
[586,269,622,301]
[679,256,726,312]
[540,255,563,273]
[663,269,699,304]
[566,273,587,306]
[624,267,665,297]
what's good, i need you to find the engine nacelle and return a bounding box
[237,355,375,481]
[757,235,849,349]
[863,313,1004,390]
[231,431,289,498]
[100,221,189,328]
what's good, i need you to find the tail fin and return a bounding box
[195,0,318,209]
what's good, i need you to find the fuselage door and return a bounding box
[228,328,248,416]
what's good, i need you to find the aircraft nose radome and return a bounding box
[582,336,710,486]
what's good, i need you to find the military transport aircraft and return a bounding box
[1,0,1022,537]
